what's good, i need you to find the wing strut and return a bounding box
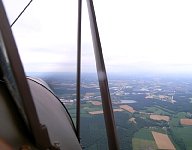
[76,0,82,142]
[86,0,120,149]
[0,1,58,149]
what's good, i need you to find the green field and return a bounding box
[170,112,186,127]
[167,112,192,150]
[143,105,174,116]
[132,138,157,150]
[67,102,192,150]
[66,102,104,118]
[171,126,192,150]
[134,128,154,140]
[154,105,175,114]
[133,127,166,141]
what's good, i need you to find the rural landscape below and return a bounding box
[30,72,192,150]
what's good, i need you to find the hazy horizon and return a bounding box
[3,0,192,73]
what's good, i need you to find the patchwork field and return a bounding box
[134,128,165,141]
[119,105,135,113]
[132,138,157,150]
[89,101,102,106]
[133,128,166,150]
[113,108,124,112]
[89,110,103,115]
[150,114,170,122]
[180,119,192,126]
[152,131,176,150]
[143,106,174,116]
[89,108,124,115]
[170,112,186,127]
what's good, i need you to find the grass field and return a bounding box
[133,127,166,141]
[67,103,192,149]
[143,106,173,116]
[134,128,154,140]
[172,126,192,150]
[154,105,175,114]
[66,102,105,117]
[132,138,157,150]
[168,112,192,150]
[170,112,186,127]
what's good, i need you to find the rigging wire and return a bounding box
[11,0,33,27]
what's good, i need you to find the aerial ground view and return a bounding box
[2,0,192,149]
[30,72,192,150]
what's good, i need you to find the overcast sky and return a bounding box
[2,0,192,74]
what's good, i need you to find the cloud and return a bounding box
[3,0,192,73]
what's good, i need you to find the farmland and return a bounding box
[88,108,123,115]
[38,72,192,150]
[89,101,102,106]
[132,138,157,150]
[134,128,155,140]
[180,119,192,126]
[150,114,170,122]
[119,105,135,113]
[141,105,175,116]
[152,131,176,150]
[169,126,192,150]
[133,128,169,150]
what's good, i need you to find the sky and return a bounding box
[2,0,192,74]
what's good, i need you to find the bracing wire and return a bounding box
[11,0,33,27]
